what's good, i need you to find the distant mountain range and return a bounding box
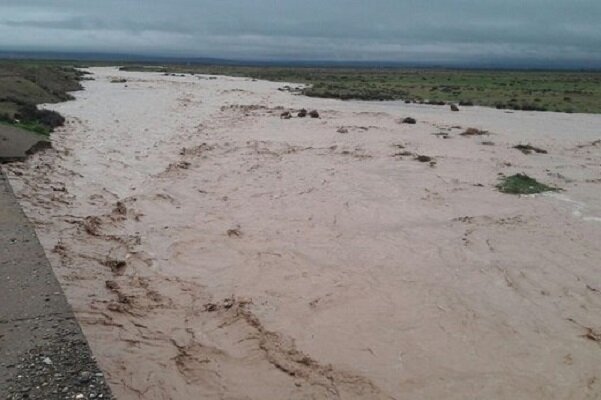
[0,50,599,71]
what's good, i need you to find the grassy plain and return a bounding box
[121,64,601,114]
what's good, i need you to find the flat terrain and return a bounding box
[5,67,601,399]
[121,64,601,113]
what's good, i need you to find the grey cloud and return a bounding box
[0,0,600,66]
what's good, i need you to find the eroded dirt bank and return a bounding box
[5,67,601,399]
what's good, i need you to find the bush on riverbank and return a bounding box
[0,62,83,134]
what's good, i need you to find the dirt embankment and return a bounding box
[0,173,113,399]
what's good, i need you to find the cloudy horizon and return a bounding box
[1,0,600,67]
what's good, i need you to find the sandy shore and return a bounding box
[5,67,601,399]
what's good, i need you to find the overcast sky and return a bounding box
[0,0,600,66]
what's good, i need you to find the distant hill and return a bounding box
[1,50,599,71]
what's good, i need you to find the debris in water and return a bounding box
[513,144,548,154]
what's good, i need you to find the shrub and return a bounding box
[415,155,433,162]
[513,144,548,154]
[496,174,558,194]
[0,112,13,122]
[460,128,488,136]
[15,104,65,130]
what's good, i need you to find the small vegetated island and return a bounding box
[497,174,559,195]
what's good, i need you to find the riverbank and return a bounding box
[0,172,113,399]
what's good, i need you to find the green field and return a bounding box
[0,61,86,134]
[121,64,601,114]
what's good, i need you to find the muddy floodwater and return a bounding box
[6,67,601,399]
